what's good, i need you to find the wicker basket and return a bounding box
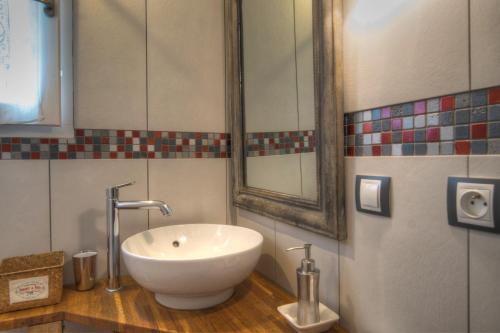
[0,251,64,314]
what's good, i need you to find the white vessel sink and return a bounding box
[121,224,263,310]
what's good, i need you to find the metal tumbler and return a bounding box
[72,250,97,291]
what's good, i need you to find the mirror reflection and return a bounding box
[242,0,318,202]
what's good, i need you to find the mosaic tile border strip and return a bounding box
[0,129,230,160]
[246,130,316,157]
[344,86,500,156]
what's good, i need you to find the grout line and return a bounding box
[467,0,471,328]
[467,0,472,93]
[466,0,472,179]
[145,0,150,230]
[274,220,277,282]
[145,0,149,131]
[292,0,300,130]
[465,5,471,311]
[224,0,229,226]
[337,239,341,318]
[291,0,304,197]
[225,162,228,225]
[147,159,150,229]
[467,229,471,333]
[72,0,76,129]
[48,160,53,252]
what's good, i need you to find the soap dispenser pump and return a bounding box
[286,244,320,325]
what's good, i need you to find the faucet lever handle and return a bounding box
[110,181,136,190]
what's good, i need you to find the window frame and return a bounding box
[0,0,73,138]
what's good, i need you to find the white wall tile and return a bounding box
[74,0,147,129]
[340,157,468,333]
[235,208,340,312]
[148,159,227,228]
[226,159,235,225]
[471,0,500,89]
[295,0,315,131]
[300,152,318,202]
[50,160,148,284]
[343,0,469,112]
[242,0,298,133]
[147,0,225,132]
[246,154,302,197]
[469,155,500,333]
[0,161,50,261]
[236,209,276,281]
[275,221,339,312]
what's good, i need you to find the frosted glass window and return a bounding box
[0,0,43,124]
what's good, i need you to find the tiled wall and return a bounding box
[2,2,500,333]
[245,130,316,156]
[241,0,315,134]
[339,1,500,333]
[237,209,340,312]
[237,1,500,333]
[0,129,230,160]
[341,157,469,332]
[0,2,226,333]
[344,86,500,156]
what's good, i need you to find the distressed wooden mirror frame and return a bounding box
[225,0,345,239]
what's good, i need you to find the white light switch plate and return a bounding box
[356,175,391,217]
[360,179,381,212]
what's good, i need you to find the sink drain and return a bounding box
[172,241,180,248]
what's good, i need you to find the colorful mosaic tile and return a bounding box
[439,112,454,126]
[246,130,316,157]
[455,93,471,109]
[381,107,391,118]
[489,105,500,121]
[414,101,426,115]
[471,107,488,123]
[489,139,500,154]
[3,88,500,160]
[0,129,230,160]
[455,109,470,124]
[345,86,500,156]
[455,125,469,140]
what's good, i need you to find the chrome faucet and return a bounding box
[106,181,172,292]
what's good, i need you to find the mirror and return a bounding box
[242,0,317,202]
[226,0,345,239]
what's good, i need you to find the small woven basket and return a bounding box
[0,251,64,314]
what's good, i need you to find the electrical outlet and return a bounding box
[456,183,494,228]
[448,177,500,233]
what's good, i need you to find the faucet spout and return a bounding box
[115,200,173,215]
[106,182,172,292]
[159,203,173,216]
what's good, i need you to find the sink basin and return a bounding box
[121,224,263,310]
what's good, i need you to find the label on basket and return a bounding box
[9,276,49,304]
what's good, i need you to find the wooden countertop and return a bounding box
[0,273,348,333]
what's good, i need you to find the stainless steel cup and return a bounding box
[72,250,97,291]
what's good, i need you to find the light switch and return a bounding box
[355,175,391,217]
[360,179,381,212]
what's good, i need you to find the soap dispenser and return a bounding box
[286,244,320,325]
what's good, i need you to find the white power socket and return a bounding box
[456,182,495,228]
